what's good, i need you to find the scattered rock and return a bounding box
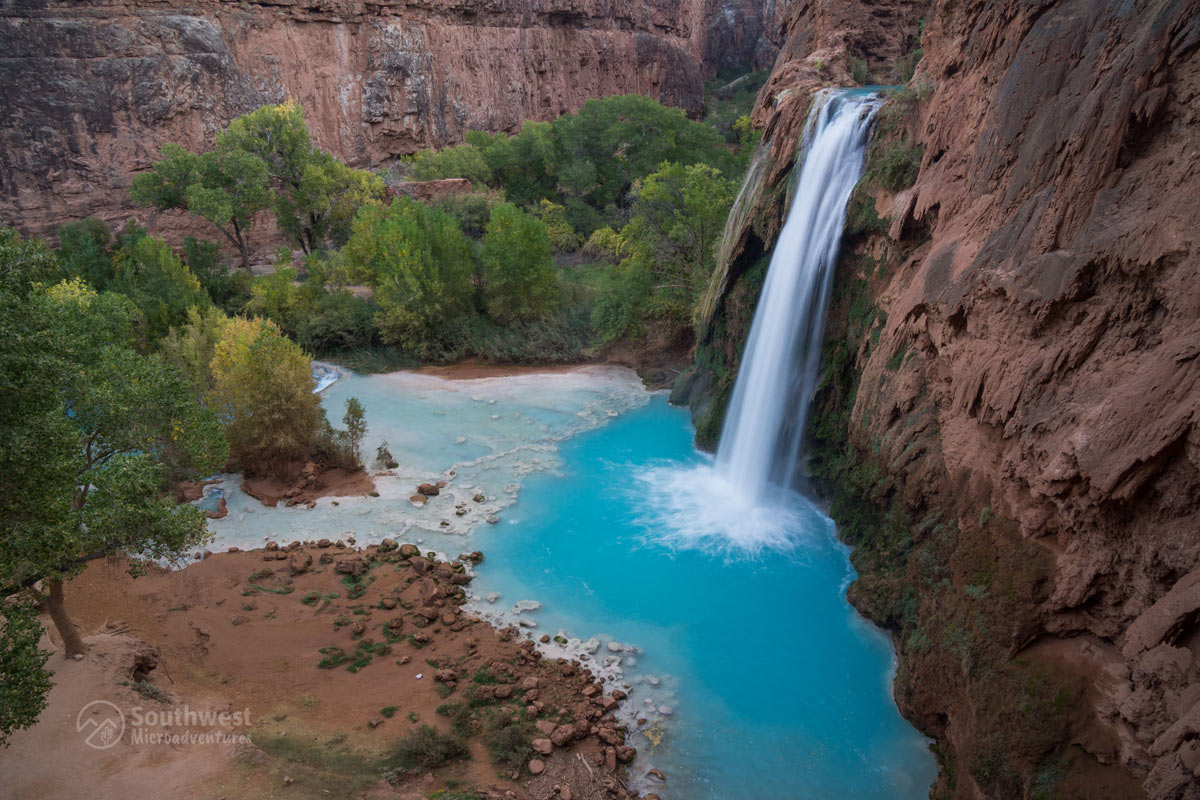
[532,738,553,756]
[417,483,440,496]
[398,543,420,558]
[379,538,397,552]
[528,758,545,776]
[473,493,486,503]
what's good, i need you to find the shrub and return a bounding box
[390,724,470,772]
[482,710,535,768]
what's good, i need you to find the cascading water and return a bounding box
[717,90,881,504]
[639,89,880,553]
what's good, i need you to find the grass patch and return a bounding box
[250,730,378,793]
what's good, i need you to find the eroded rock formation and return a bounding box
[0,0,779,237]
[686,0,1200,797]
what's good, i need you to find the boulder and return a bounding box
[528,758,545,776]
[532,738,553,756]
[417,483,440,496]
[335,558,368,577]
[398,543,420,558]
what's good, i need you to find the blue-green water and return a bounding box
[473,394,934,799]
[205,370,934,798]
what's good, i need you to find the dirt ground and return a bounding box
[2,544,639,800]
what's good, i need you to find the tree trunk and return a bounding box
[30,580,87,658]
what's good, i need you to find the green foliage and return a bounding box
[480,202,557,325]
[864,139,924,192]
[131,142,272,269]
[390,724,470,772]
[531,199,581,252]
[209,316,324,476]
[592,161,734,343]
[0,600,52,746]
[1,229,225,675]
[482,710,535,768]
[344,199,475,351]
[894,46,924,83]
[109,235,210,342]
[703,69,769,147]
[218,102,384,253]
[404,143,491,184]
[431,192,497,239]
[851,57,870,85]
[407,95,742,234]
[56,217,115,289]
[183,237,251,314]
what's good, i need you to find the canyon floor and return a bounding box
[1,545,639,800]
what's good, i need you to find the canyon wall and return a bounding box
[682,0,1200,797]
[0,0,778,237]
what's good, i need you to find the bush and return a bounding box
[183,236,251,314]
[866,139,924,192]
[482,710,535,769]
[390,724,470,772]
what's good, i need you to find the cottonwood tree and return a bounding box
[480,202,557,325]
[208,316,324,476]
[219,102,384,254]
[0,231,226,663]
[131,142,273,270]
[343,198,474,349]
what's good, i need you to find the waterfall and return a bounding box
[716,90,880,504]
[637,89,879,554]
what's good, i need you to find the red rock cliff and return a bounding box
[0,0,778,236]
[688,0,1200,797]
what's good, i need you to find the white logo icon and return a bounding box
[77,700,124,749]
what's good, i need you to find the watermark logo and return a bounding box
[77,700,125,750]
[76,701,252,748]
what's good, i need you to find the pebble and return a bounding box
[607,641,622,652]
[517,618,538,628]
[415,673,423,680]
[486,592,501,603]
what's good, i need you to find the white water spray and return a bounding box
[716,90,880,505]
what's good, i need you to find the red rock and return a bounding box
[531,738,553,756]
[528,758,545,776]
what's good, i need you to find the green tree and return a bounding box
[209,316,324,477]
[552,95,735,211]
[109,234,210,342]
[131,142,273,270]
[480,202,557,325]
[628,162,735,298]
[342,397,366,467]
[219,102,384,254]
[0,233,227,659]
[343,199,474,349]
[56,217,115,289]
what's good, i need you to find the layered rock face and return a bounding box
[0,0,775,237]
[688,0,1200,797]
